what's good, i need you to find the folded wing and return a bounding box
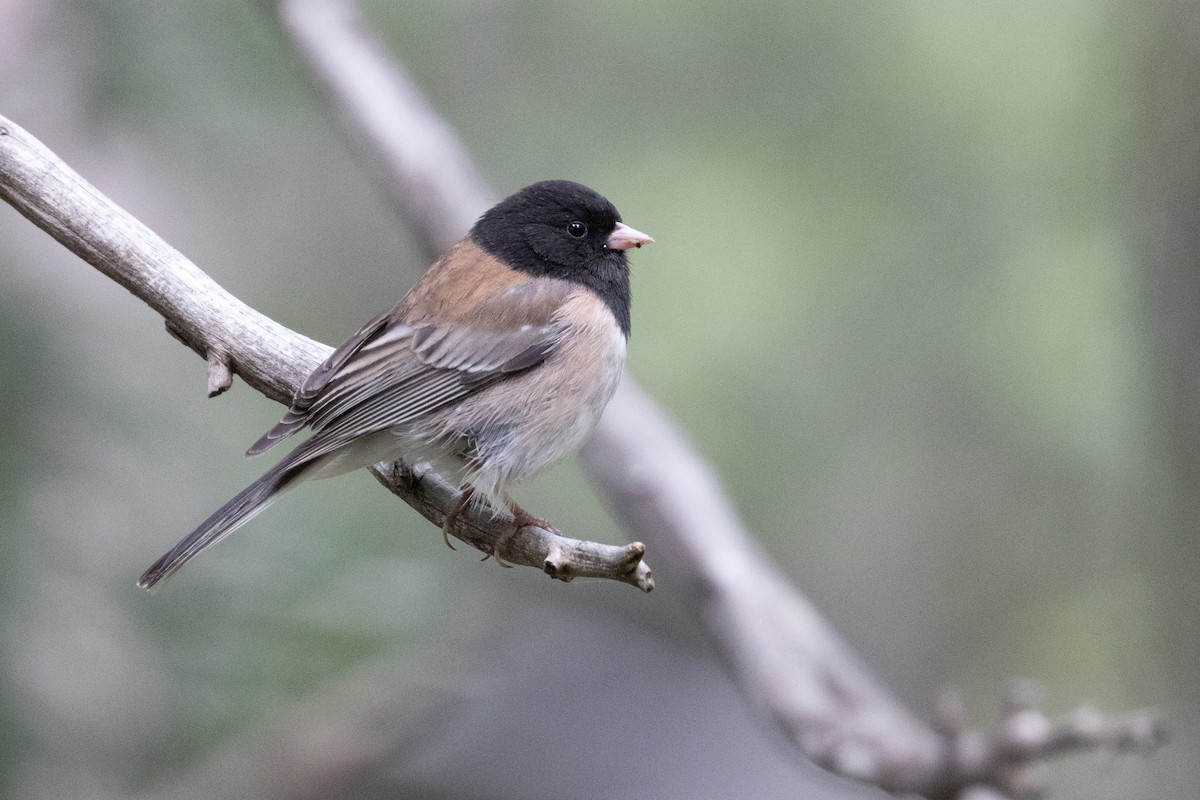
[247,277,573,461]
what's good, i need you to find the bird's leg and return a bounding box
[441,486,475,550]
[483,497,555,567]
[509,499,553,533]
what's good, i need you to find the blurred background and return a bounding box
[1,2,1196,798]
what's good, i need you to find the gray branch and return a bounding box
[259,0,1167,796]
[0,0,1168,793]
[0,116,652,590]
[270,0,492,259]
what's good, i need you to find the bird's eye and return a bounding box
[567,221,587,238]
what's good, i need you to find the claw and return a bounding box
[509,499,552,535]
[441,486,475,551]
[481,541,514,568]
[482,500,554,568]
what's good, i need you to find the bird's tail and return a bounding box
[137,454,311,589]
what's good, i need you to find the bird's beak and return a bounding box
[606,222,654,250]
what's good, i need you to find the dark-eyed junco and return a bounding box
[138,180,651,588]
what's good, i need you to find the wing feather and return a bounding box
[248,274,575,458]
[246,309,395,455]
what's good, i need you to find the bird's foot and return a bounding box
[441,486,476,551]
[481,501,554,567]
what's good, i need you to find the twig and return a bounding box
[934,680,1166,799]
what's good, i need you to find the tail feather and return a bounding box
[138,456,309,589]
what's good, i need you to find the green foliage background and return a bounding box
[0,2,1194,798]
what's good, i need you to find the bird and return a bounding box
[137,180,652,589]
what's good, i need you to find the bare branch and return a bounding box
[257,0,1168,796]
[0,115,652,591]
[0,122,322,405]
[582,380,947,787]
[0,0,1168,793]
[268,0,493,258]
[935,680,1166,799]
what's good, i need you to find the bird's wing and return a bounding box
[246,307,393,455]
[247,277,572,458]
